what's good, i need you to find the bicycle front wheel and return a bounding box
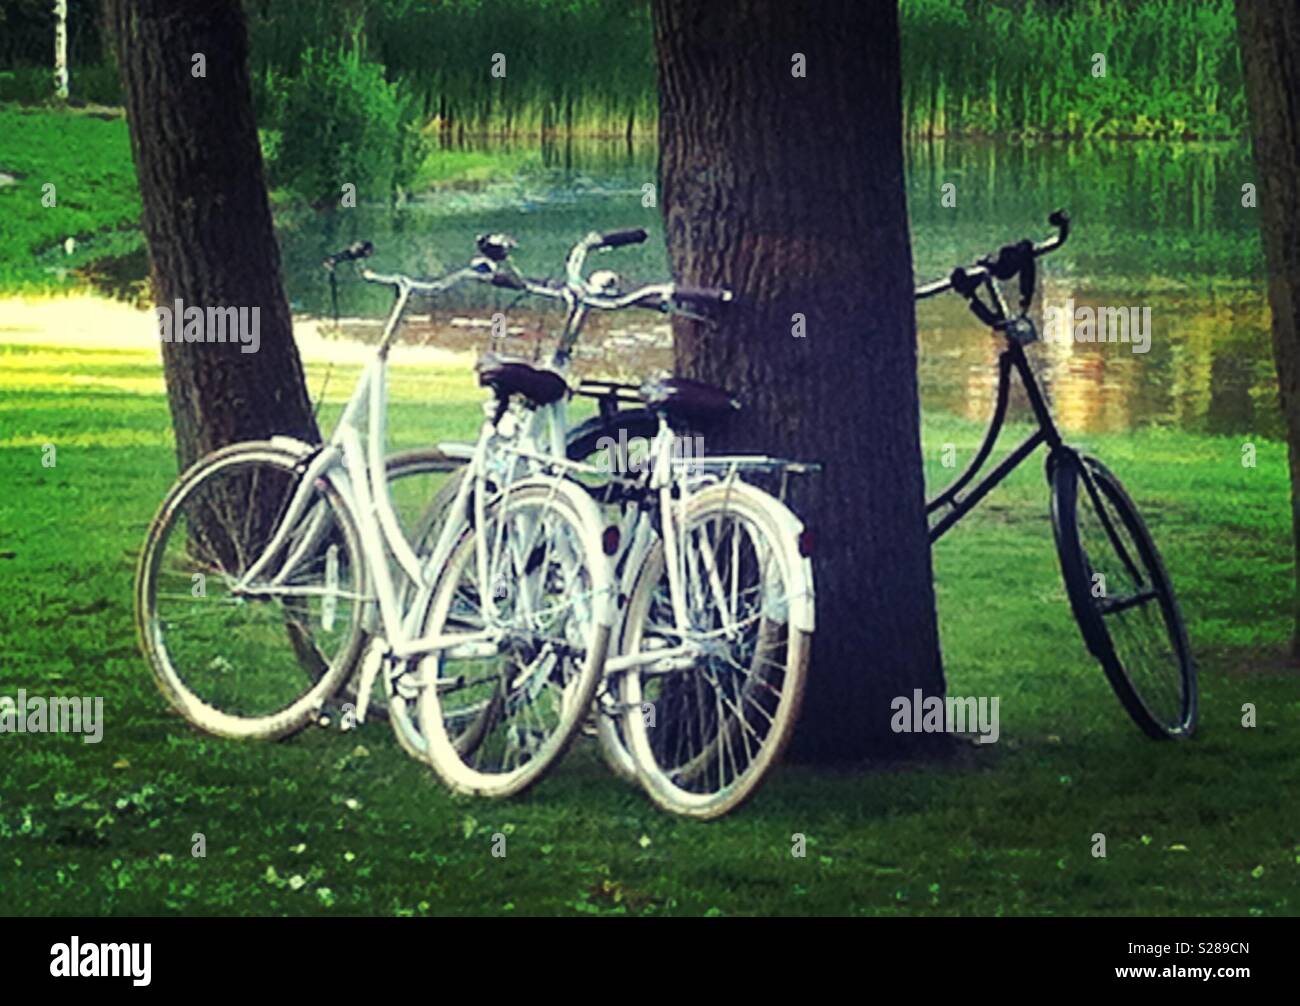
[135,442,367,740]
[618,482,812,819]
[415,480,613,798]
[1051,452,1196,739]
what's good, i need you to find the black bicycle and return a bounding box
[916,210,1196,740]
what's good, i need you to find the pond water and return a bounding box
[96,136,1281,438]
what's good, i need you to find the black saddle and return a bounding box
[639,376,740,426]
[476,353,568,406]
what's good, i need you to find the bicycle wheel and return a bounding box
[566,408,659,782]
[1051,452,1196,739]
[415,479,613,797]
[618,481,812,819]
[400,411,660,781]
[135,442,367,740]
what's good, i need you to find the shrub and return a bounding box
[266,46,426,206]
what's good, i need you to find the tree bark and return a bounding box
[107,0,318,473]
[1237,0,1300,662]
[53,0,69,100]
[652,0,946,760]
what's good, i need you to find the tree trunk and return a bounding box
[107,0,318,474]
[652,0,945,760]
[1237,0,1300,662]
[53,0,69,100]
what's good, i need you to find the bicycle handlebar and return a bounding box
[915,210,1069,301]
[325,229,732,360]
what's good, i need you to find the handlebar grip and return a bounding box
[323,240,374,269]
[674,286,734,307]
[989,239,1033,281]
[597,228,648,249]
[950,266,984,297]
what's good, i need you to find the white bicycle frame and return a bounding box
[234,263,611,723]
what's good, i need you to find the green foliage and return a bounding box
[0,0,107,68]
[244,0,1248,140]
[0,62,122,105]
[901,0,1246,138]
[0,0,1250,140]
[265,45,429,206]
[246,0,656,140]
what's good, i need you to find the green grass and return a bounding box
[0,105,141,293]
[1,341,1297,915]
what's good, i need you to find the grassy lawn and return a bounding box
[1,339,1296,916]
[0,105,143,294]
[0,105,545,298]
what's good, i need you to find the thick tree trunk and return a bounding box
[107,0,318,473]
[652,0,945,760]
[1237,0,1300,662]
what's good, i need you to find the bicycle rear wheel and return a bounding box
[1051,452,1196,739]
[135,442,366,740]
[618,482,812,819]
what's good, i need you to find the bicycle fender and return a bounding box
[267,435,318,460]
[502,475,617,631]
[696,480,816,635]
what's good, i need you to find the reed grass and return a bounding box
[900,0,1246,139]
[0,1,1247,140]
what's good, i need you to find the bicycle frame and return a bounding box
[924,270,1065,544]
[600,416,817,675]
[236,273,603,686]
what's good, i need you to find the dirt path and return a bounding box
[0,294,473,366]
[0,293,674,378]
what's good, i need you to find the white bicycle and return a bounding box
[135,238,615,798]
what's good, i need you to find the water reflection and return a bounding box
[917,281,1277,438]
[81,135,1278,438]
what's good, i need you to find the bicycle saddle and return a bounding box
[639,376,741,426]
[476,353,569,406]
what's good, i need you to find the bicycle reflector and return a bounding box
[797,528,815,557]
[602,525,621,556]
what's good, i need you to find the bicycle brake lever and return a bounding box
[673,306,719,328]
